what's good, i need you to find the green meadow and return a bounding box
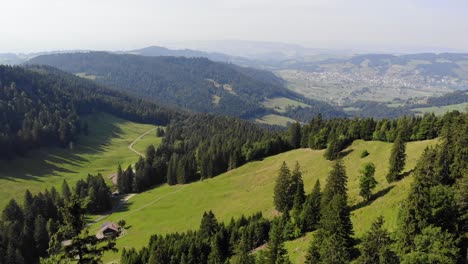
[95,138,437,263]
[0,113,160,209]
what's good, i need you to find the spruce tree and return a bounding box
[288,122,301,149]
[386,133,406,182]
[50,195,117,263]
[61,179,71,202]
[273,162,293,212]
[301,180,321,232]
[324,131,340,160]
[359,162,377,201]
[400,226,458,264]
[322,159,348,206]
[356,216,398,264]
[265,220,291,264]
[291,162,305,211]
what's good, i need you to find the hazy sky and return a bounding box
[1,0,467,53]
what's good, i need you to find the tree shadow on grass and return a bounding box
[351,185,395,211]
[0,114,126,183]
[339,149,354,158]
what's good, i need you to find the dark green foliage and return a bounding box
[291,162,306,211]
[0,65,179,158]
[359,162,377,201]
[306,159,354,263]
[356,216,399,264]
[301,180,321,232]
[122,212,270,264]
[288,122,302,149]
[322,159,348,206]
[360,149,369,158]
[118,165,135,194]
[305,230,350,264]
[400,226,459,264]
[75,173,113,214]
[51,195,117,263]
[61,180,71,203]
[324,131,341,160]
[29,52,343,119]
[387,133,406,182]
[265,219,291,264]
[273,162,293,213]
[156,127,165,137]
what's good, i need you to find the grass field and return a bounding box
[411,102,468,116]
[96,138,437,263]
[261,97,309,113]
[0,113,161,209]
[255,114,297,127]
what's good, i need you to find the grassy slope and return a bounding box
[255,114,297,127]
[285,139,437,263]
[411,102,468,116]
[261,97,309,113]
[0,113,159,209]
[98,139,437,263]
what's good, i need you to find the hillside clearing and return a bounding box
[98,138,437,263]
[0,113,161,209]
[255,114,297,127]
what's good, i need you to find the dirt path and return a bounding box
[128,127,157,157]
[90,194,137,225]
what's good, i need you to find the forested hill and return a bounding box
[27,52,345,120]
[0,65,182,158]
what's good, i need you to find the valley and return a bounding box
[0,113,162,209]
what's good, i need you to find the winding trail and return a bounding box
[97,127,158,225]
[128,127,157,157]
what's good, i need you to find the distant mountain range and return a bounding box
[28,52,345,123]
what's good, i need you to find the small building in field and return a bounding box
[96,222,120,239]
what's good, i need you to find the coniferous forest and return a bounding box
[0,55,467,264]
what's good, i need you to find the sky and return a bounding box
[0,0,467,53]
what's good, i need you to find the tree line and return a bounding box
[0,65,182,159]
[0,174,113,263]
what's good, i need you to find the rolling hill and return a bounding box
[27,52,346,124]
[90,138,438,263]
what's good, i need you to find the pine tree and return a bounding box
[291,162,305,211]
[288,122,301,149]
[400,226,458,264]
[324,131,340,160]
[231,233,255,264]
[322,159,347,206]
[61,179,71,202]
[200,211,219,240]
[359,162,377,201]
[301,180,321,232]
[265,220,291,264]
[356,216,398,264]
[50,195,117,263]
[273,162,293,212]
[34,215,49,257]
[386,133,406,182]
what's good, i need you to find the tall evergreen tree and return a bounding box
[265,220,291,264]
[356,216,398,264]
[273,162,293,212]
[386,133,406,182]
[359,162,377,201]
[301,180,321,232]
[288,122,301,149]
[324,131,340,160]
[61,180,71,202]
[49,195,117,263]
[291,162,306,211]
[322,159,348,206]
